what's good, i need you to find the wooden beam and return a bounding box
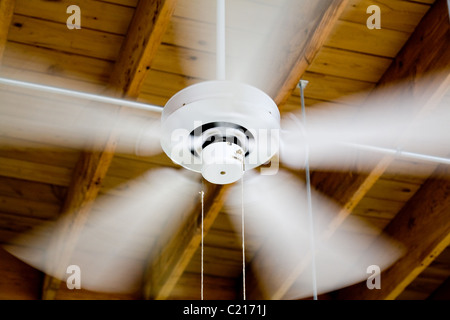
[247,0,348,105]
[273,0,348,105]
[145,0,348,300]
[337,164,450,300]
[145,183,231,300]
[246,0,450,299]
[41,0,176,300]
[0,0,15,62]
[110,0,177,98]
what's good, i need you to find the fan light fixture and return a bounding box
[160,80,281,184]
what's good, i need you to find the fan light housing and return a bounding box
[160,81,280,184]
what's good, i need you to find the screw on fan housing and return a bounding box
[160,81,281,184]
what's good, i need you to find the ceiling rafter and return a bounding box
[110,0,178,98]
[245,0,450,300]
[273,0,349,106]
[0,0,15,62]
[144,0,349,300]
[41,0,177,300]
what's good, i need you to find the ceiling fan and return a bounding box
[1,0,449,299]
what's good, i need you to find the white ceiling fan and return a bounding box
[1,0,449,299]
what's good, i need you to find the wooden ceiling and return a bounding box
[0,0,449,300]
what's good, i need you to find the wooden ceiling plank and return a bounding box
[1,42,114,85]
[139,69,203,100]
[0,195,61,220]
[8,15,124,61]
[100,0,138,8]
[0,0,15,62]
[337,164,450,300]
[296,71,375,105]
[0,137,79,169]
[0,156,72,187]
[340,0,431,33]
[246,0,450,299]
[324,20,411,58]
[14,0,135,35]
[110,0,178,98]
[144,0,348,300]
[0,176,66,204]
[41,0,176,300]
[307,47,393,82]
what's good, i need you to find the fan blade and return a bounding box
[225,170,403,299]
[0,78,163,156]
[447,0,450,20]
[173,0,331,92]
[280,72,450,172]
[5,168,201,293]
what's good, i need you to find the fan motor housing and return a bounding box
[160,81,280,184]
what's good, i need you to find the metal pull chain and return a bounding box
[299,80,318,300]
[200,190,205,300]
[241,168,246,300]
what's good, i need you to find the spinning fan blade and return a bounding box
[280,72,450,172]
[447,0,450,19]
[0,79,163,157]
[226,170,403,299]
[5,168,201,293]
[173,0,331,92]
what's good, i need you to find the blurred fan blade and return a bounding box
[226,170,404,299]
[173,0,333,92]
[5,168,201,293]
[280,72,450,172]
[447,0,450,19]
[0,79,163,156]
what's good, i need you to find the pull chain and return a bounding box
[241,170,246,300]
[299,80,318,300]
[200,190,205,300]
